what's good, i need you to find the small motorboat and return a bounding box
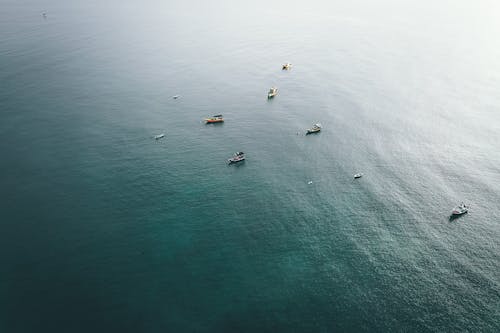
[267,87,278,99]
[306,123,322,134]
[155,133,165,140]
[172,95,180,99]
[282,63,292,70]
[354,173,363,179]
[451,203,468,216]
[228,152,245,164]
[205,114,224,123]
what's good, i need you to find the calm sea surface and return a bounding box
[1,0,499,332]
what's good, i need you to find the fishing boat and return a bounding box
[205,114,224,123]
[228,152,245,164]
[282,63,292,70]
[451,203,468,216]
[155,133,165,140]
[354,173,363,179]
[306,123,322,134]
[267,87,278,99]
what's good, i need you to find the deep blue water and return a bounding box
[1,0,499,332]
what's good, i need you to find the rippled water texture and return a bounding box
[1,0,499,332]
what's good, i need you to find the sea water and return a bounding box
[1,0,499,331]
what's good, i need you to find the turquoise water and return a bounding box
[1,0,500,331]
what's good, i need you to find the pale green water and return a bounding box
[1,0,499,332]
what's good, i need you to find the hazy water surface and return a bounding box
[1,0,499,332]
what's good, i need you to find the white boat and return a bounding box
[267,87,278,99]
[228,152,245,164]
[354,173,363,179]
[282,63,292,70]
[155,133,165,140]
[451,203,468,216]
[306,123,322,134]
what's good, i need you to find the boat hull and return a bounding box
[228,158,245,164]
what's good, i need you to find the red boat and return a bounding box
[205,115,224,123]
